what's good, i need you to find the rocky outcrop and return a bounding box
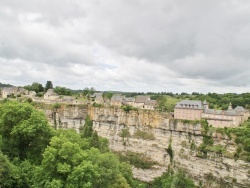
[43,105,250,187]
[88,106,171,128]
[94,121,250,187]
[89,107,250,187]
[45,104,88,131]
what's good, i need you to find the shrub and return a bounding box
[115,151,159,169]
[133,129,155,140]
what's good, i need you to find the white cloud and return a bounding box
[0,0,250,93]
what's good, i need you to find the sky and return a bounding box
[1,0,250,93]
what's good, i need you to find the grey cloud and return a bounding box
[1,0,250,92]
[83,0,250,86]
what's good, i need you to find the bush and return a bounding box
[133,129,155,140]
[120,128,130,138]
[121,105,137,113]
[115,151,159,169]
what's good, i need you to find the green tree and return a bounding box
[45,81,53,92]
[54,86,72,96]
[152,170,195,188]
[36,135,95,187]
[103,92,113,100]
[80,115,93,138]
[171,171,196,188]
[0,101,53,163]
[90,131,100,148]
[86,148,131,188]
[0,152,19,187]
[156,96,169,112]
[24,82,44,93]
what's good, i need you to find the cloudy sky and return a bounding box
[1,0,250,93]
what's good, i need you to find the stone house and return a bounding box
[122,97,135,106]
[91,92,104,104]
[1,87,15,98]
[1,87,27,98]
[44,89,59,100]
[144,100,157,110]
[133,96,156,110]
[110,94,124,106]
[134,96,151,108]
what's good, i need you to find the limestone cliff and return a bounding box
[88,106,171,128]
[44,105,250,187]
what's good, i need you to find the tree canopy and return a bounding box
[0,101,135,187]
[0,101,53,163]
[24,82,44,93]
[45,81,53,92]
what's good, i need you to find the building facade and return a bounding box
[174,100,206,120]
[44,89,59,100]
[110,94,124,107]
[174,100,249,128]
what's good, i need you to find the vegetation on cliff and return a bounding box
[115,151,159,170]
[213,119,250,162]
[151,169,196,188]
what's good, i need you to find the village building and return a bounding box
[44,89,59,100]
[202,103,249,128]
[1,87,27,98]
[174,100,207,120]
[90,92,104,104]
[174,100,249,128]
[134,96,150,108]
[122,97,135,106]
[110,94,124,106]
[1,87,15,98]
[133,96,156,110]
[144,100,157,110]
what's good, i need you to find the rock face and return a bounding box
[45,104,88,131]
[44,105,250,187]
[88,106,171,128]
[89,106,250,187]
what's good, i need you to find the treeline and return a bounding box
[0,82,13,88]
[190,92,250,110]
[24,81,98,97]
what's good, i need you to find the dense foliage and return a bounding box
[214,120,250,162]
[151,169,196,188]
[115,151,159,169]
[0,102,134,187]
[24,82,44,93]
[0,83,13,88]
[53,86,72,96]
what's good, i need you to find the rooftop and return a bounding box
[175,100,204,109]
[135,96,150,103]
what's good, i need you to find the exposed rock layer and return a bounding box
[45,105,250,187]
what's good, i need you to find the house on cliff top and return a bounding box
[174,100,249,128]
[110,94,125,107]
[134,96,156,110]
[44,89,59,100]
[1,87,27,98]
[90,92,104,104]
